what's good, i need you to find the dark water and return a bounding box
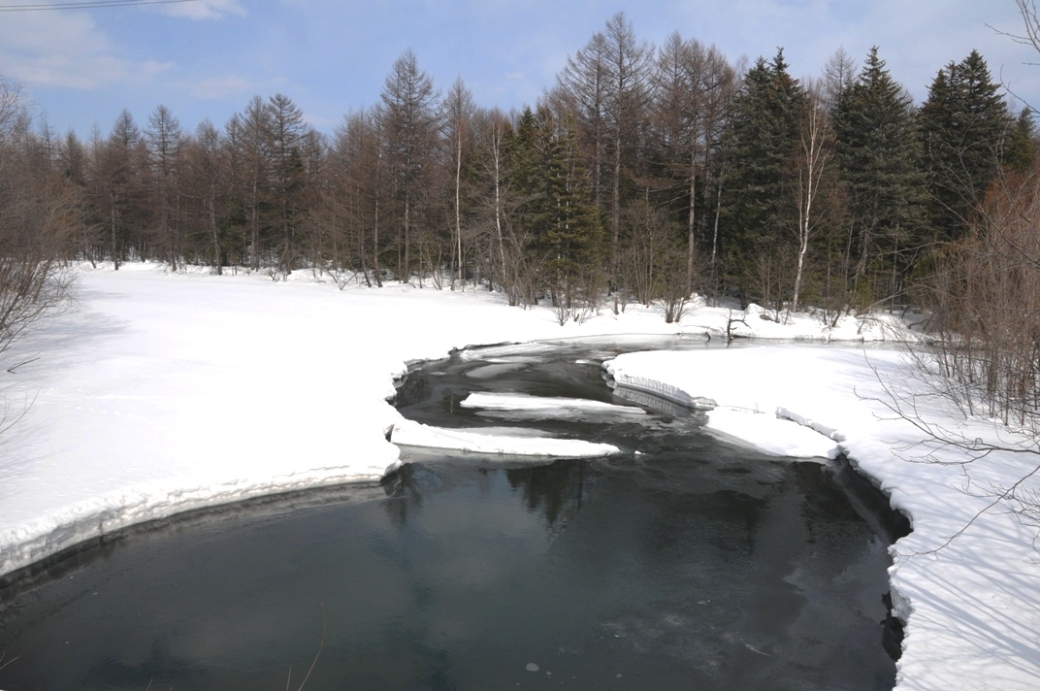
[0,338,900,690]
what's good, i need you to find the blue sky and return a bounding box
[2,0,1038,137]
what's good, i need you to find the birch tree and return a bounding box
[791,84,833,316]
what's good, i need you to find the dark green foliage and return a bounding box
[918,50,1012,240]
[5,26,1030,323]
[505,108,605,307]
[833,47,927,305]
[718,50,805,301]
[1004,109,1038,174]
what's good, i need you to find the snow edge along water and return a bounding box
[8,265,1037,691]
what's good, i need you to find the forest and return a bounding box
[0,12,1036,328]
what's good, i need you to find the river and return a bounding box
[0,338,902,690]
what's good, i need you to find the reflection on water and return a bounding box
[0,339,900,690]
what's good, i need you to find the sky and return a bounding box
[1,0,1039,138]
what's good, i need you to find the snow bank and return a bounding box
[2,263,1032,690]
[460,391,647,419]
[389,419,621,457]
[604,346,1040,691]
[2,264,769,579]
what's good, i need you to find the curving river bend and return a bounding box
[0,338,903,690]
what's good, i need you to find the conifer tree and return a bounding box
[719,49,804,303]
[535,112,604,309]
[833,47,925,304]
[268,93,308,274]
[919,50,1011,240]
[101,109,148,269]
[504,108,604,310]
[1004,109,1037,174]
[553,13,651,288]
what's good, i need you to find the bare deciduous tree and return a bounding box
[441,78,476,290]
[0,78,75,359]
[145,104,183,271]
[380,50,440,283]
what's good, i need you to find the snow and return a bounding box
[605,346,1040,691]
[389,419,621,457]
[0,262,1037,691]
[460,391,648,419]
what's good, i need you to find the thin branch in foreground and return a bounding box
[865,356,1040,556]
[286,602,327,691]
[0,651,19,672]
[912,462,1040,556]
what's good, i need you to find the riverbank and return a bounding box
[1,263,1036,690]
[604,347,1040,691]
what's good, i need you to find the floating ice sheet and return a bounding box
[390,419,621,458]
[460,391,647,419]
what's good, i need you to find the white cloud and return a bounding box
[15,56,173,90]
[160,0,247,21]
[0,11,174,90]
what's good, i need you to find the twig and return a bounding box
[913,463,1040,556]
[0,651,19,672]
[6,355,39,373]
[288,602,327,691]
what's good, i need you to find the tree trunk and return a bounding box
[403,195,411,284]
[453,135,463,290]
[686,153,696,296]
[491,132,510,304]
[208,192,222,276]
[110,192,120,271]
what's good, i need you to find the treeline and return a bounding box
[2,12,1036,320]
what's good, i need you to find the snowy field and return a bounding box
[1,263,1038,691]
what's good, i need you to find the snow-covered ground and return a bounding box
[1,263,1037,690]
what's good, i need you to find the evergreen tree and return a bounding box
[267,93,308,274]
[833,47,926,304]
[1004,109,1037,174]
[919,50,1011,240]
[719,49,804,302]
[504,107,542,239]
[535,111,605,308]
[504,108,604,309]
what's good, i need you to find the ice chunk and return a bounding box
[460,391,646,419]
[389,420,620,457]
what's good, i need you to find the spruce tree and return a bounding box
[1004,109,1037,174]
[503,107,604,308]
[833,47,926,304]
[719,49,804,302]
[919,50,1011,240]
[533,111,605,308]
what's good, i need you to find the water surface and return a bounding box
[0,339,899,690]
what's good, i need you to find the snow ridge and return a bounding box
[389,419,621,457]
[3,266,1038,691]
[602,363,717,412]
[0,466,394,580]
